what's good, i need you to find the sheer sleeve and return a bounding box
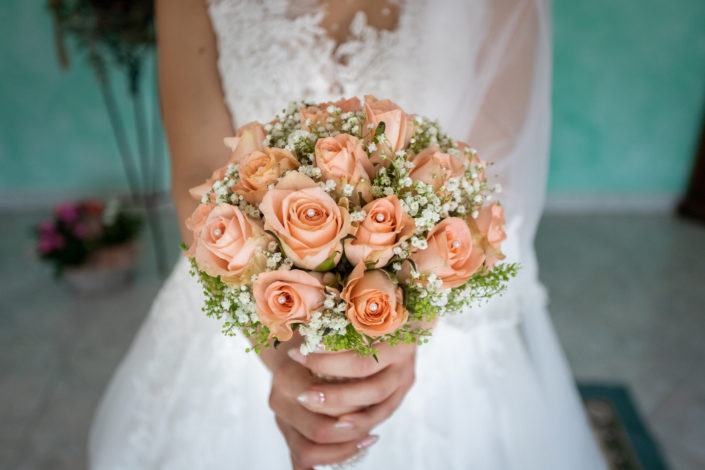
[416,0,552,328]
[467,0,552,250]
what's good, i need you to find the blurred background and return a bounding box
[1,1,704,469]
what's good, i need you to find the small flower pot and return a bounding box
[63,242,138,296]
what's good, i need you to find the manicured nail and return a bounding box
[333,420,355,430]
[297,391,325,405]
[356,435,378,450]
[287,348,306,364]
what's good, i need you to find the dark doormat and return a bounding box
[579,384,669,470]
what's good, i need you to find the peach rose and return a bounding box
[188,165,228,201]
[409,217,485,288]
[363,95,414,152]
[259,171,352,270]
[232,148,299,205]
[456,141,487,181]
[223,121,266,164]
[300,97,361,131]
[184,203,269,286]
[189,122,267,200]
[344,195,415,268]
[472,203,507,270]
[409,146,465,191]
[253,269,327,341]
[341,263,408,338]
[314,133,374,203]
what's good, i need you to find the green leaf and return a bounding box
[374,121,386,141]
[264,230,285,252]
[314,251,339,272]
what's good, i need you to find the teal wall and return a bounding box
[1,0,705,200]
[551,0,705,194]
[0,1,168,200]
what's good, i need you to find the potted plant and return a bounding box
[36,199,142,294]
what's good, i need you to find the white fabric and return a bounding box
[89,0,607,468]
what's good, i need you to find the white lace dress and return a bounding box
[89,1,607,468]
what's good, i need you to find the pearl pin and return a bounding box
[278,295,286,304]
[376,213,385,222]
[214,229,222,237]
[306,209,316,218]
[453,240,461,248]
[441,165,448,170]
[369,302,379,312]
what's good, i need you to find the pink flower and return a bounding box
[344,195,415,268]
[253,269,327,341]
[184,203,269,286]
[409,217,485,288]
[55,203,79,223]
[341,263,408,338]
[259,172,352,270]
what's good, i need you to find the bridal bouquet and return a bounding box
[184,96,517,357]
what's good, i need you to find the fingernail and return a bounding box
[297,391,325,405]
[333,420,355,430]
[356,435,378,450]
[287,348,306,364]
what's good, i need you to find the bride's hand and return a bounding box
[269,343,417,469]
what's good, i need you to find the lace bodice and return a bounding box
[207,0,428,125]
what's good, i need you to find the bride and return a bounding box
[89,0,606,469]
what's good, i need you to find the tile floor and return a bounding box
[1,209,703,469]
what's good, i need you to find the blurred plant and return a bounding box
[48,0,167,276]
[37,199,142,277]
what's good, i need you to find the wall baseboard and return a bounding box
[0,191,679,214]
[544,194,678,214]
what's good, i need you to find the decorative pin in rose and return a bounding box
[184,203,269,286]
[232,148,299,205]
[300,97,362,132]
[259,172,352,270]
[314,133,375,203]
[253,269,327,341]
[409,146,466,191]
[363,95,415,152]
[344,195,415,268]
[341,263,408,338]
[223,121,266,164]
[409,217,485,288]
[472,203,507,270]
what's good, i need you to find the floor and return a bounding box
[1,209,703,469]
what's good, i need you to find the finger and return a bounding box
[336,379,412,433]
[270,389,369,444]
[276,417,377,468]
[298,362,409,411]
[288,344,412,378]
[276,419,314,470]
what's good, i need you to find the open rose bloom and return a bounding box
[184,96,517,356]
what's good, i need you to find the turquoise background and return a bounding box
[1,0,705,200]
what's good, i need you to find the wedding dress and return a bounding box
[89,0,607,468]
